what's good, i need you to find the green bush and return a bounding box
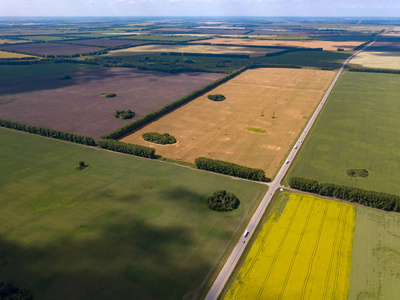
[0,118,96,146]
[195,157,268,182]
[346,168,369,178]
[98,138,155,158]
[115,110,135,119]
[207,190,240,211]
[142,132,176,144]
[99,93,116,98]
[289,177,400,212]
[207,94,226,101]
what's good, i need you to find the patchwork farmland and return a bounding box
[285,72,400,195]
[121,68,336,178]
[0,127,268,300]
[0,66,224,140]
[191,38,366,51]
[61,38,154,47]
[106,44,285,57]
[224,192,355,299]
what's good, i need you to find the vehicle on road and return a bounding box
[244,230,249,237]
[286,160,290,164]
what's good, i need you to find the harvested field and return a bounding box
[0,50,36,59]
[349,206,400,299]
[121,68,336,177]
[225,192,355,300]
[62,39,153,47]
[0,38,31,44]
[107,44,285,58]
[191,38,365,50]
[0,127,267,300]
[0,42,101,56]
[0,67,224,140]
[285,72,400,195]
[349,51,400,69]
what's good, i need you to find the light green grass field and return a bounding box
[349,206,400,299]
[285,72,400,195]
[0,63,96,80]
[18,36,76,41]
[0,128,267,300]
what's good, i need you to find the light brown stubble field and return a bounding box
[121,68,336,178]
[190,38,365,51]
[0,50,36,58]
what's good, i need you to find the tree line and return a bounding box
[195,157,268,182]
[0,118,96,146]
[289,177,400,212]
[98,138,155,158]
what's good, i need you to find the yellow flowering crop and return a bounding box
[225,192,355,300]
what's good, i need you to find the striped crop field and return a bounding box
[225,192,355,300]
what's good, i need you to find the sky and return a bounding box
[0,0,400,17]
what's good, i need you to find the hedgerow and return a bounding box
[289,177,400,212]
[0,118,96,146]
[98,138,155,158]
[195,157,268,182]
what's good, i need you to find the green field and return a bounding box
[349,206,400,299]
[17,35,77,41]
[285,72,400,195]
[0,63,96,80]
[0,128,267,300]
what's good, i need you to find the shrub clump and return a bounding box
[76,161,88,170]
[115,110,135,120]
[59,75,72,80]
[142,132,177,145]
[346,168,369,178]
[99,93,116,98]
[208,94,226,101]
[207,190,240,212]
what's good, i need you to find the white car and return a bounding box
[294,145,298,149]
[286,160,290,164]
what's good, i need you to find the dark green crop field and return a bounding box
[0,63,96,80]
[285,71,400,195]
[0,128,267,300]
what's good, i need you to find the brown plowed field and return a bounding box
[0,67,224,140]
[190,38,365,50]
[0,43,101,56]
[121,68,336,178]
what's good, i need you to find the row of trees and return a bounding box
[289,177,400,212]
[0,118,96,146]
[98,138,155,158]
[348,67,400,75]
[0,281,32,300]
[100,66,247,140]
[195,157,268,182]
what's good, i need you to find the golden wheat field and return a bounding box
[350,51,400,69]
[190,38,365,51]
[0,50,35,58]
[224,192,355,300]
[121,68,336,178]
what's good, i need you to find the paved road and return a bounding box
[204,42,375,300]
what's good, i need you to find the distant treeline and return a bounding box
[265,47,323,57]
[98,138,155,158]
[0,118,96,146]
[100,67,247,140]
[289,177,400,212]
[195,157,268,182]
[347,67,400,75]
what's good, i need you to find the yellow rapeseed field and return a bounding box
[225,192,355,300]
